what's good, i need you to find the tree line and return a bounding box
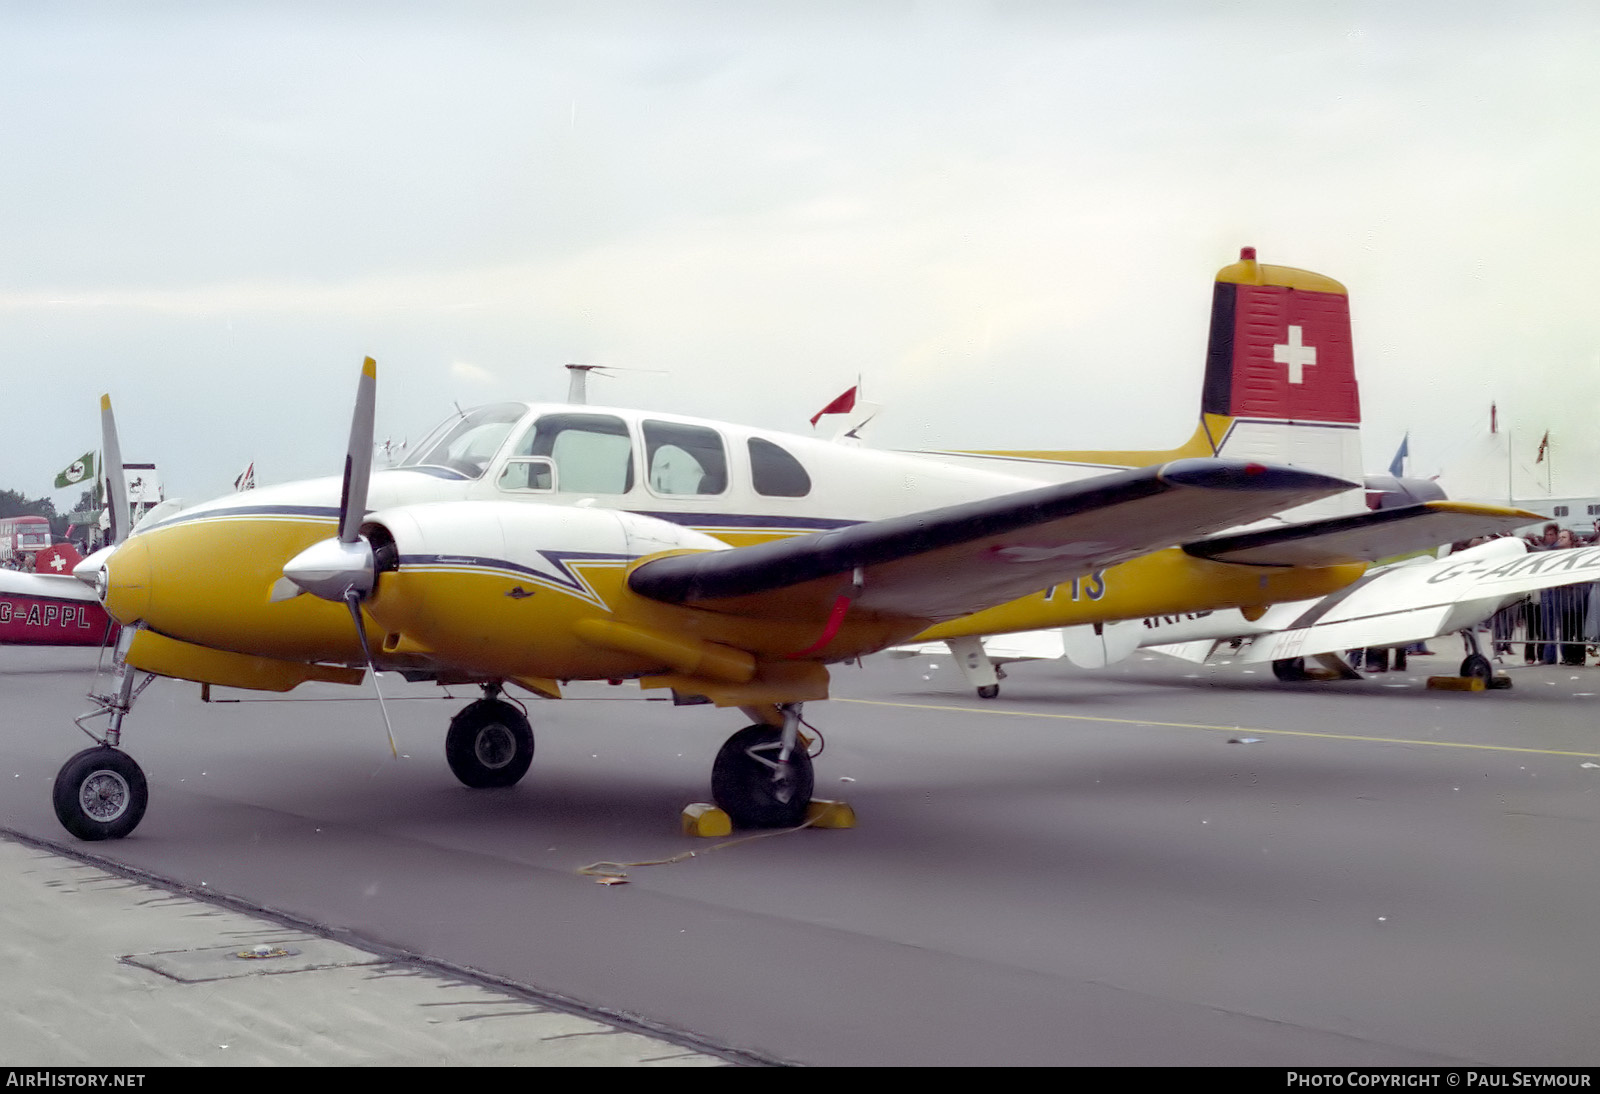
[0,488,97,540]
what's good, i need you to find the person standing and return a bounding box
[1525,524,1560,663]
[1553,529,1591,665]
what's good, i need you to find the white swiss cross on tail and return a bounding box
[1273,325,1317,384]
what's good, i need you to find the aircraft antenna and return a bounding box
[564,363,667,405]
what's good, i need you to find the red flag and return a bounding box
[810,386,858,427]
[1536,431,1550,464]
[1490,402,1497,435]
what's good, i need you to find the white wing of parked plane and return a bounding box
[1232,537,1600,665]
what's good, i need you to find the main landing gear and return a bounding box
[444,686,534,788]
[711,704,815,829]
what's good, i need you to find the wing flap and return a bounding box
[629,458,1352,624]
[1182,501,1543,567]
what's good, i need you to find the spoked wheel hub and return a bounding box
[53,746,149,841]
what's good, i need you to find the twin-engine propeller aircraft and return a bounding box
[58,368,1348,840]
[52,249,1530,842]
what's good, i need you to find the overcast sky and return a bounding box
[4,1,1598,506]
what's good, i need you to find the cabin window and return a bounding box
[402,403,526,479]
[1554,505,1569,517]
[514,413,635,494]
[497,458,555,492]
[643,421,727,496]
[748,437,811,497]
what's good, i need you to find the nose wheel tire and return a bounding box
[1460,653,1494,681]
[712,724,814,830]
[53,747,148,841]
[445,700,534,788]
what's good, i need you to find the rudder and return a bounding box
[1200,247,1364,522]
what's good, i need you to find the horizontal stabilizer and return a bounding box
[630,458,1352,624]
[1182,501,1542,567]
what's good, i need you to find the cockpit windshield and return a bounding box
[400,403,528,479]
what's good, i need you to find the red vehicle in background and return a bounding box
[0,515,52,568]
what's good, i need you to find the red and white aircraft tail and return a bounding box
[927,247,1367,524]
[1193,247,1364,523]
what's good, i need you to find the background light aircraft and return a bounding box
[0,542,115,646]
[51,250,1528,843]
[1138,536,1600,681]
[899,538,1567,687]
[892,248,1539,696]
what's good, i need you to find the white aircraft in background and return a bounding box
[905,536,1600,692]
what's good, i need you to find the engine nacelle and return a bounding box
[360,502,727,680]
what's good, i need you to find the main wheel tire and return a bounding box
[1272,657,1311,682]
[976,684,1000,700]
[53,746,148,841]
[1460,653,1494,681]
[445,700,534,788]
[711,724,814,829]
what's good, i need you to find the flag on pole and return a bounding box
[234,462,256,491]
[1536,431,1550,464]
[1388,434,1409,477]
[810,386,858,427]
[53,451,96,489]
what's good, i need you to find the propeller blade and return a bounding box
[100,395,130,547]
[345,589,397,759]
[339,357,377,545]
[279,358,380,603]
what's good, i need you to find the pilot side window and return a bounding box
[513,413,635,494]
[401,402,526,480]
[644,421,727,496]
[748,437,811,497]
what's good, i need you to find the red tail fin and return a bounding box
[1202,248,1358,425]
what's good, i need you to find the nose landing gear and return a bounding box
[53,746,148,841]
[55,626,153,841]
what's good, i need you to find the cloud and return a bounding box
[450,360,496,384]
